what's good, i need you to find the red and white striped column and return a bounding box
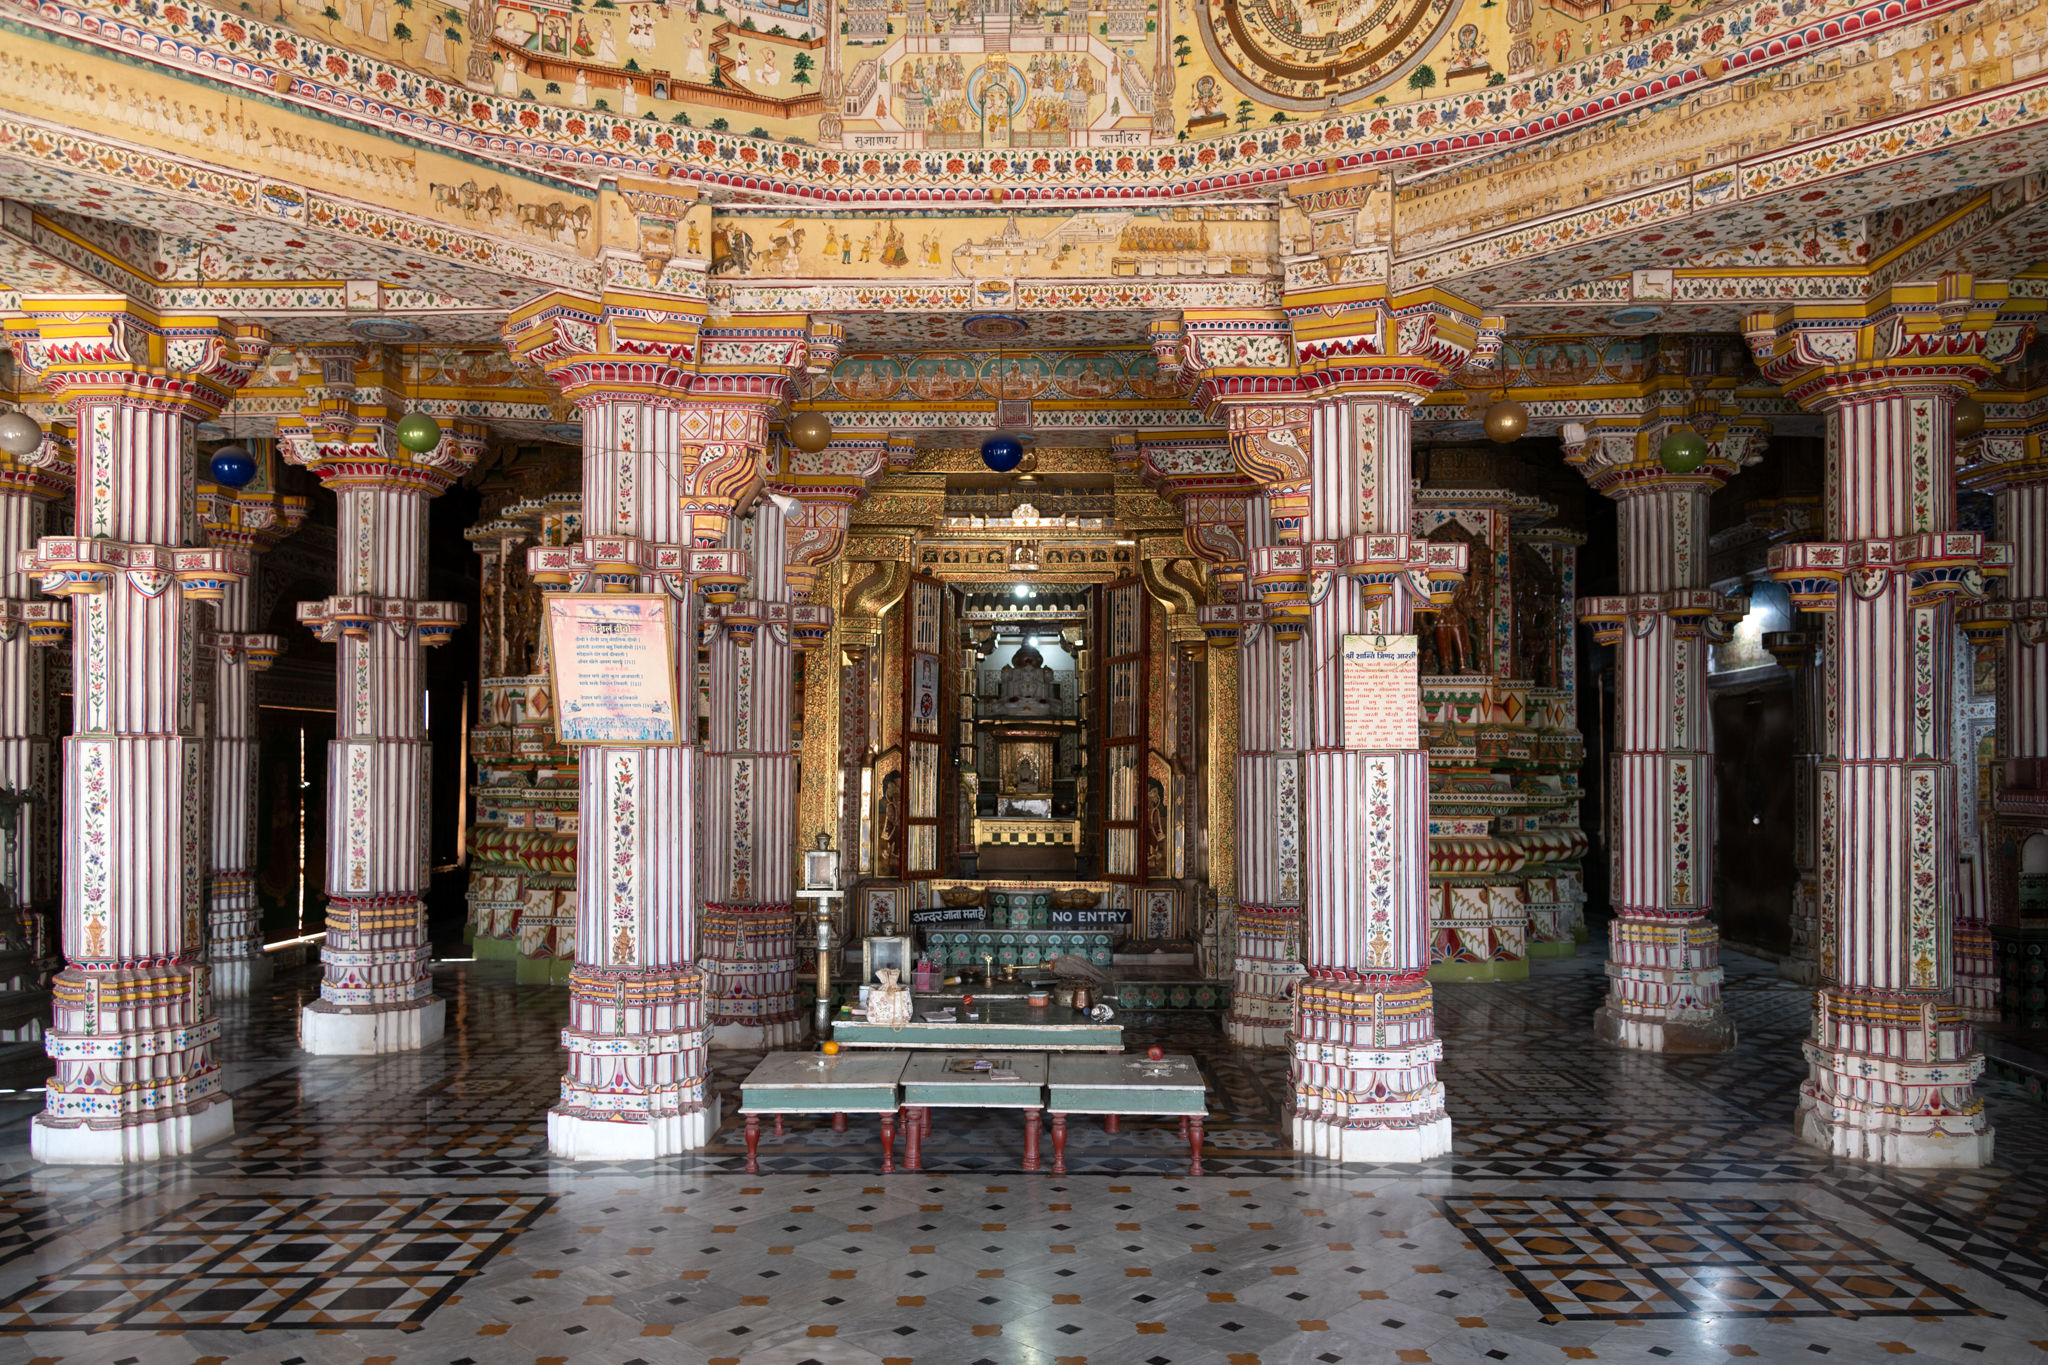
[8,301,269,1162]
[1958,434,2048,1018]
[1572,464,1737,1054]
[1289,379,1451,1162]
[0,421,70,1037]
[196,450,305,998]
[503,293,806,1156]
[279,351,475,1056]
[1747,281,2022,1166]
[1228,493,1305,1047]
[701,497,804,1048]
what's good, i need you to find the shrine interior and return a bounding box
[2,0,2048,1358]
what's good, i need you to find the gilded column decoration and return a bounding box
[196,441,307,999]
[1744,274,2038,1167]
[277,347,477,1056]
[8,300,269,1163]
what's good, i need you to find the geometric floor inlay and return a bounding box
[1442,1195,1989,1320]
[0,1192,553,1331]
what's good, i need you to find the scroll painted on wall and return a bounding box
[547,595,680,745]
[1341,633,1419,751]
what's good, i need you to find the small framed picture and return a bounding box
[862,935,914,986]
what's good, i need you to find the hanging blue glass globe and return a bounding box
[981,434,1024,473]
[209,444,257,488]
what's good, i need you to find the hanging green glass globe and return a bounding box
[1657,428,1709,474]
[395,412,442,454]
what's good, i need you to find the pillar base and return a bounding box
[709,1018,805,1050]
[1290,1112,1452,1163]
[1225,1015,1289,1048]
[1778,957,1821,988]
[212,953,272,1001]
[1527,940,1579,960]
[1428,959,1532,982]
[1794,1086,1994,1168]
[548,1097,720,1160]
[300,996,445,1055]
[32,1097,234,1165]
[1594,1003,1737,1054]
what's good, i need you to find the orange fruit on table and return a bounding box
[821,1041,840,1056]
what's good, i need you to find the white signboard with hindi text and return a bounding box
[547,595,681,745]
[1341,633,1420,750]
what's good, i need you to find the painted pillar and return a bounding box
[1745,276,2029,1167]
[278,348,477,1056]
[1958,429,2048,1022]
[701,500,805,1047]
[1285,372,1462,1163]
[1226,494,1304,1047]
[0,420,71,1038]
[1571,450,1739,1054]
[504,294,808,1155]
[1764,627,1824,988]
[196,446,306,998]
[8,301,270,1163]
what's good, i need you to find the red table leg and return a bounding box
[832,1112,848,1133]
[1050,1114,1067,1175]
[904,1106,925,1171]
[1178,1115,1190,1140]
[922,1106,932,1139]
[773,1112,786,1138]
[744,1115,761,1174]
[1022,1111,1041,1172]
[1187,1116,1205,1177]
[1104,1113,1120,1135]
[879,1112,896,1175]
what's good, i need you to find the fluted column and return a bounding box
[702,500,805,1047]
[1765,629,1824,988]
[7,300,270,1163]
[1226,494,1303,1047]
[1745,276,2032,1167]
[196,449,306,997]
[279,350,476,1056]
[0,421,72,1043]
[505,292,809,1157]
[1285,379,1460,1162]
[1572,462,1739,1054]
[1959,432,2048,1021]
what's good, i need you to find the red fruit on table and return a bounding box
[1147,1045,1164,1061]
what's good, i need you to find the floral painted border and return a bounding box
[4,0,1969,201]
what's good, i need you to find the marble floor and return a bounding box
[0,949,2041,1365]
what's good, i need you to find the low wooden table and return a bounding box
[831,998,1122,1051]
[897,1051,1050,1172]
[737,1051,909,1174]
[1044,1053,1208,1175]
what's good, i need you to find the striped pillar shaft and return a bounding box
[1597,483,1735,1053]
[1797,384,1990,1167]
[551,393,712,1160]
[1231,495,1302,1047]
[1290,390,1450,1164]
[306,477,440,1048]
[37,392,233,1163]
[703,500,802,1048]
[0,456,61,1040]
[208,575,266,999]
[1780,638,1823,988]
[2002,480,2048,761]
